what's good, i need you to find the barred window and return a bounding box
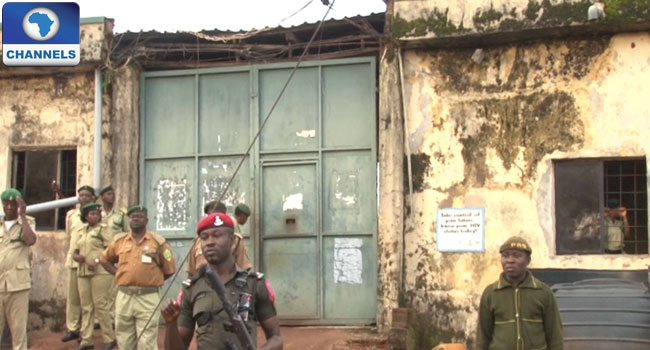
[555,158,648,255]
[11,149,77,230]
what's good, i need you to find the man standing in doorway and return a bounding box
[0,189,37,350]
[62,185,96,343]
[476,236,564,350]
[100,205,176,350]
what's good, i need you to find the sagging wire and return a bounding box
[132,1,337,346]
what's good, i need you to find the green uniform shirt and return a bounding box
[0,216,34,292]
[75,223,113,276]
[178,266,277,350]
[476,271,564,350]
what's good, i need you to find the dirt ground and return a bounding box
[18,326,387,350]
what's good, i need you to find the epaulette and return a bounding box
[24,215,35,223]
[120,208,127,215]
[181,278,193,289]
[113,232,129,242]
[99,223,107,228]
[151,232,166,245]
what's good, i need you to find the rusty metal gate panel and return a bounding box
[140,57,377,324]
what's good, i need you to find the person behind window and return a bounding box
[604,198,631,254]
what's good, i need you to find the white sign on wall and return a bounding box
[436,207,485,252]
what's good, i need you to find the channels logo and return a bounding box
[2,2,80,66]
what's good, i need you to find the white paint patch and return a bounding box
[282,193,303,211]
[155,178,189,231]
[295,129,316,138]
[334,192,357,206]
[201,167,208,175]
[334,238,363,284]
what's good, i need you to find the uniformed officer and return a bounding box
[73,203,116,350]
[0,188,37,350]
[233,203,253,270]
[476,236,564,350]
[99,185,128,322]
[186,203,252,277]
[100,205,176,350]
[62,185,97,343]
[161,212,283,350]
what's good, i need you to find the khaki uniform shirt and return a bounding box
[65,208,86,268]
[75,223,113,277]
[0,216,34,292]
[101,231,176,287]
[476,271,564,350]
[178,266,276,350]
[101,207,129,237]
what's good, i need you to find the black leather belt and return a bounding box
[118,286,159,296]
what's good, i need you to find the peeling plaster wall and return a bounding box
[0,20,137,332]
[0,72,96,331]
[400,32,650,346]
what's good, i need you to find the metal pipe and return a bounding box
[25,197,79,215]
[94,68,102,188]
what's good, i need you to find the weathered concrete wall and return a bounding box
[0,72,96,331]
[399,31,650,347]
[0,19,137,332]
[393,0,650,39]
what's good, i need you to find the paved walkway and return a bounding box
[16,326,386,350]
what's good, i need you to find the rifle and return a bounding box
[204,267,256,350]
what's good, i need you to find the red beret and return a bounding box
[196,212,234,234]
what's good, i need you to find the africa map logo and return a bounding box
[2,2,80,66]
[23,7,61,41]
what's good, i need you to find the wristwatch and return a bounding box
[94,258,100,263]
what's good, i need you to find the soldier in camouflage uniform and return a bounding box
[161,212,283,350]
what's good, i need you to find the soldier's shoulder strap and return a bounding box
[120,207,127,215]
[24,215,36,224]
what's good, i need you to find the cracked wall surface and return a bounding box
[399,32,650,346]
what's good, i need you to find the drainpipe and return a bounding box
[397,48,413,299]
[26,197,79,215]
[93,68,102,188]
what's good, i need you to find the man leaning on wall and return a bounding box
[476,236,564,350]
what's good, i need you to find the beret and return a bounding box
[80,203,102,223]
[0,188,21,201]
[235,203,251,216]
[77,185,96,196]
[99,185,114,195]
[127,205,147,216]
[499,236,532,254]
[196,212,234,234]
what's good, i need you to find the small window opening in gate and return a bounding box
[285,218,296,225]
[11,149,77,230]
[555,157,648,255]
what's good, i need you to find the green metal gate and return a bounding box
[140,57,377,324]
